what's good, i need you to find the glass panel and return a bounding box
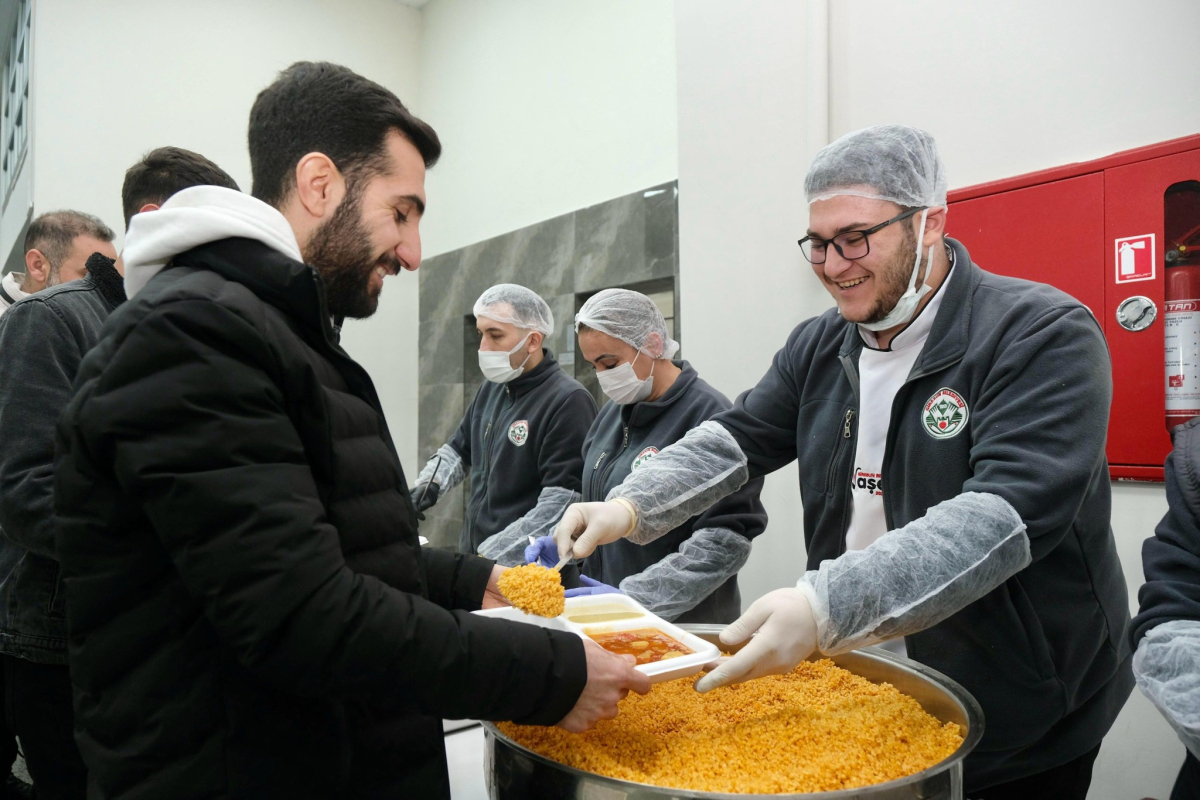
[2,0,29,202]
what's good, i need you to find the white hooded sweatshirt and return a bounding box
[123,186,303,300]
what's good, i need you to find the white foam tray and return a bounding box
[474,593,720,683]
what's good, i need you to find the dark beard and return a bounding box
[304,185,399,320]
[863,224,920,325]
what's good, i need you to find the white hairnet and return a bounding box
[574,288,680,360]
[805,124,948,209]
[472,284,554,337]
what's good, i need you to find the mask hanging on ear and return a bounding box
[478,333,533,383]
[859,208,934,332]
[597,351,655,405]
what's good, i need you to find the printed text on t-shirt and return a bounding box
[853,467,883,496]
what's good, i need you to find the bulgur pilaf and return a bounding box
[497,564,565,617]
[498,658,962,794]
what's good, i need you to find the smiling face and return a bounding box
[806,194,919,324]
[304,130,426,319]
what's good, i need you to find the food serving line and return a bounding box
[445,566,984,800]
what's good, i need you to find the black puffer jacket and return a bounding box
[54,238,586,800]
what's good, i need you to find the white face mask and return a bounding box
[478,333,533,383]
[597,350,655,405]
[858,207,933,332]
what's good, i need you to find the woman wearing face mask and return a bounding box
[412,284,597,557]
[528,288,767,623]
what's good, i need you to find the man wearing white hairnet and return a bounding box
[554,125,1132,798]
[412,284,596,558]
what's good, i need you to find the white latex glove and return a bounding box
[554,500,635,560]
[693,587,817,693]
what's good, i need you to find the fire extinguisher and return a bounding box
[1165,252,1200,431]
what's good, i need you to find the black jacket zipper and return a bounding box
[589,425,631,501]
[826,409,855,495]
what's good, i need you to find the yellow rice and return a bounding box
[497,564,565,617]
[498,658,962,794]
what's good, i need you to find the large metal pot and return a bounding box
[485,624,984,799]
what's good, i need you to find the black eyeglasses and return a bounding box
[797,207,925,264]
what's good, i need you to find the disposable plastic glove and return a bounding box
[693,587,817,693]
[554,500,635,560]
[565,575,622,598]
[410,482,440,513]
[524,535,559,568]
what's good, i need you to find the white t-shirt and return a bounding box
[845,251,955,655]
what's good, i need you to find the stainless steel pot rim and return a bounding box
[486,627,985,799]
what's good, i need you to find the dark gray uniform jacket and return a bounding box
[581,362,766,623]
[451,351,595,553]
[0,254,125,664]
[713,238,1133,791]
[1131,416,1200,800]
[1132,416,1200,643]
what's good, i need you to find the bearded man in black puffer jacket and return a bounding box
[52,62,647,800]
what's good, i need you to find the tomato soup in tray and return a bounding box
[587,628,694,664]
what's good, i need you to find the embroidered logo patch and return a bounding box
[631,446,659,471]
[508,420,530,446]
[922,388,969,439]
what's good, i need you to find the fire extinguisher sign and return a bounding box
[1115,234,1155,284]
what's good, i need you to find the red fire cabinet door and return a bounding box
[1104,149,1200,477]
[948,173,1105,316]
[948,135,1200,482]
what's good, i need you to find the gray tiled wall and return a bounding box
[416,181,678,549]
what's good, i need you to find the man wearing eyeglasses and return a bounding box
[552,124,1133,799]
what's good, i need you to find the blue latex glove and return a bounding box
[524,535,559,568]
[565,574,622,598]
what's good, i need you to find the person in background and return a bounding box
[413,283,596,561]
[525,289,766,623]
[53,62,645,800]
[1131,417,1200,800]
[121,146,240,226]
[0,150,237,800]
[553,125,1133,799]
[0,211,117,315]
[0,210,115,799]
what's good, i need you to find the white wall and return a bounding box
[676,1,1200,798]
[675,0,819,605]
[377,0,677,471]
[416,0,678,258]
[21,0,425,466]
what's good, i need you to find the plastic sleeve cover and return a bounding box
[1133,618,1200,759]
[798,492,1031,655]
[607,421,749,544]
[414,443,466,496]
[618,527,752,621]
[476,486,580,566]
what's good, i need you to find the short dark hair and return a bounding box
[24,211,114,267]
[248,61,441,208]
[121,147,240,228]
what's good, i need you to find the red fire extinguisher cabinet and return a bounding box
[947,134,1200,482]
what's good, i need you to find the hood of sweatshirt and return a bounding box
[122,185,302,299]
